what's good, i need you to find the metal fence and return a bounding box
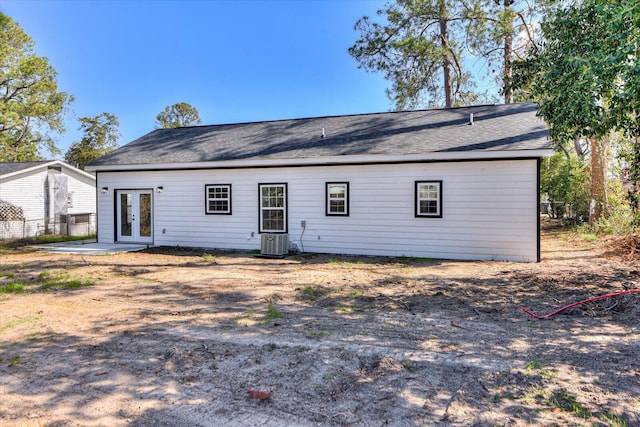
[0,213,96,240]
[0,219,33,239]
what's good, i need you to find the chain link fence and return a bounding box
[0,213,96,240]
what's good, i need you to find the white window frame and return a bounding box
[205,184,232,215]
[259,183,287,233]
[415,181,442,218]
[326,182,349,216]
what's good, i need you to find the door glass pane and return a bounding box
[120,194,132,237]
[139,193,152,237]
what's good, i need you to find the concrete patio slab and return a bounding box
[33,240,149,255]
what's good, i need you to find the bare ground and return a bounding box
[1,223,639,426]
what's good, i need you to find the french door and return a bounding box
[116,190,153,243]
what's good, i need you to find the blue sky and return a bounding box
[1,0,394,157]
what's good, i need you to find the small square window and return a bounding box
[205,184,232,214]
[326,182,349,216]
[415,181,442,218]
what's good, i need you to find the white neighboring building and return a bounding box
[0,160,96,238]
[87,103,552,262]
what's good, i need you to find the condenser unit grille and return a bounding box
[261,233,289,256]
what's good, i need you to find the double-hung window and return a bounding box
[326,182,349,216]
[205,184,232,214]
[415,181,442,218]
[259,183,287,232]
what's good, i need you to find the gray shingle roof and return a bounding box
[0,161,50,176]
[89,103,549,167]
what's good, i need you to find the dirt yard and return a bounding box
[1,223,639,426]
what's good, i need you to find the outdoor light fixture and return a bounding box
[156,186,164,194]
[101,187,109,194]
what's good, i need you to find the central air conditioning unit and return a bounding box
[261,233,289,256]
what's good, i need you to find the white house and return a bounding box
[0,160,96,238]
[86,103,552,262]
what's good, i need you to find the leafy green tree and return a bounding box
[541,153,590,221]
[0,13,72,161]
[511,0,640,223]
[349,0,546,109]
[512,0,638,143]
[155,102,201,128]
[349,0,473,109]
[64,113,119,169]
[466,0,553,103]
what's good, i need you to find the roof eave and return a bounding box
[0,160,96,181]
[86,149,554,172]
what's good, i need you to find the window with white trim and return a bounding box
[415,181,442,218]
[205,184,231,214]
[326,182,349,216]
[259,183,287,232]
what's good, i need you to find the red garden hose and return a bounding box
[521,289,640,319]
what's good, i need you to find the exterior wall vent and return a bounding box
[260,233,289,256]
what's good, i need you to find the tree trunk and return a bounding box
[439,18,454,108]
[601,136,610,215]
[573,136,586,161]
[503,33,513,104]
[589,136,608,225]
[503,0,514,104]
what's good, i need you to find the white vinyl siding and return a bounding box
[65,170,96,215]
[0,169,48,221]
[0,167,95,219]
[95,159,538,261]
[0,164,96,238]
